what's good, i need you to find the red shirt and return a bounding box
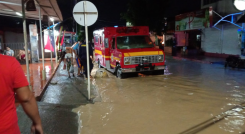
[0,54,29,134]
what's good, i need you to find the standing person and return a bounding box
[72,41,83,77]
[0,54,43,134]
[64,49,75,78]
[4,46,14,57]
[61,42,66,60]
[79,40,94,79]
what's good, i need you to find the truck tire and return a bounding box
[116,67,125,79]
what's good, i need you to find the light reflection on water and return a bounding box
[73,57,245,134]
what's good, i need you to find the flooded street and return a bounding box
[73,56,245,134]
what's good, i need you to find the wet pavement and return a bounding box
[18,61,96,134]
[73,56,245,134]
[20,60,58,97]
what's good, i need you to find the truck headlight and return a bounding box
[124,57,130,65]
[158,55,164,62]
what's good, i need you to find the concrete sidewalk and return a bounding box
[17,62,98,134]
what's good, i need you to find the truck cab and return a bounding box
[94,26,165,78]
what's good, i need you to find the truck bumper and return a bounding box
[121,65,165,73]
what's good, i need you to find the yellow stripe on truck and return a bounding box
[103,55,110,58]
[95,50,102,55]
[124,51,162,57]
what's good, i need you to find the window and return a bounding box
[95,36,99,43]
[104,38,109,48]
[117,36,154,49]
[203,0,219,5]
[112,38,115,49]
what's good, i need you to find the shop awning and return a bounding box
[0,0,63,21]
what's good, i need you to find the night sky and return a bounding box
[57,0,130,31]
[57,0,201,32]
[0,0,201,32]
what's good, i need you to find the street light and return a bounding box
[50,17,54,22]
[16,12,22,16]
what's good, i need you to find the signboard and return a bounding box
[73,1,98,26]
[29,24,39,62]
[175,7,213,31]
[73,1,98,100]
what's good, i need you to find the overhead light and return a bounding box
[50,17,54,22]
[114,26,118,28]
[16,12,22,16]
[234,0,245,11]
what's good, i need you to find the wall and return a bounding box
[4,31,30,43]
[202,23,242,56]
[3,31,49,58]
[175,32,187,46]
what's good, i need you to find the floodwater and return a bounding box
[73,56,245,134]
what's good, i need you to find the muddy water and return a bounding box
[73,57,245,134]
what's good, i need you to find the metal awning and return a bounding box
[0,0,63,21]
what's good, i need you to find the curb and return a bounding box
[36,59,62,101]
[173,56,212,64]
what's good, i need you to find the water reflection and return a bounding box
[20,61,57,96]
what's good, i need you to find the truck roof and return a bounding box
[93,26,149,37]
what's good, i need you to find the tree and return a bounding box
[121,0,170,34]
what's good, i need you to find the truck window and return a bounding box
[104,38,109,48]
[112,38,115,49]
[95,36,99,43]
[117,36,154,49]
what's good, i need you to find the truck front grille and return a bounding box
[130,55,159,64]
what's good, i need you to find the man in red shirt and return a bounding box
[0,54,43,134]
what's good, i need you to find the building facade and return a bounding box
[201,0,245,57]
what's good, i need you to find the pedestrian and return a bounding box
[61,42,66,60]
[64,49,75,78]
[72,41,83,77]
[79,39,94,79]
[4,46,14,57]
[0,54,43,134]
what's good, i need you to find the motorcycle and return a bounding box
[225,56,245,69]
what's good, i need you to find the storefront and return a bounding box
[168,7,213,56]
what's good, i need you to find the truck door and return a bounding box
[104,37,110,68]
[109,37,116,69]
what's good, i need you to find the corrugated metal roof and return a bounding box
[0,0,63,21]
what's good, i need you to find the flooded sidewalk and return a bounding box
[20,59,58,97]
[73,56,245,134]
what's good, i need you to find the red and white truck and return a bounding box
[93,26,165,78]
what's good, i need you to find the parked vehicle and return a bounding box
[93,26,165,78]
[225,56,245,69]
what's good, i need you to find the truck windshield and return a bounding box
[117,36,154,49]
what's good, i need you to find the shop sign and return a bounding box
[175,7,213,31]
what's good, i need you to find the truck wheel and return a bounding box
[116,67,125,79]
